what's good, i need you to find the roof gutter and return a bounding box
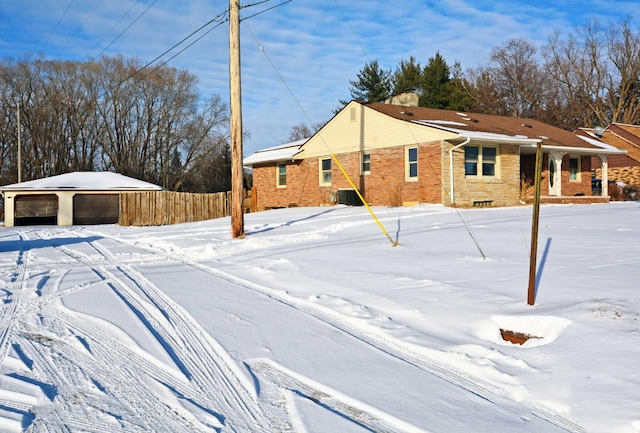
[449,136,470,205]
[519,143,626,155]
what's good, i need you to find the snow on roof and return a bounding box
[412,120,541,143]
[576,134,627,153]
[243,138,306,166]
[0,172,163,191]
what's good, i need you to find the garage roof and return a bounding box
[0,172,163,191]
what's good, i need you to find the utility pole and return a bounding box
[229,0,244,238]
[527,141,543,305]
[17,101,21,183]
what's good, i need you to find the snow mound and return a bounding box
[477,315,572,347]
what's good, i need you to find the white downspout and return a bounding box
[449,136,470,205]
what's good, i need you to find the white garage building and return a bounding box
[1,172,162,227]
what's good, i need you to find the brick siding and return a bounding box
[253,142,443,209]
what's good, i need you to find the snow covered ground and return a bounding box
[0,202,638,432]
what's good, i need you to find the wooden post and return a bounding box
[527,141,543,305]
[229,0,244,238]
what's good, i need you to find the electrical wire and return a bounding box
[333,0,486,257]
[395,112,487,259]
[333,0,370,61]
[113,11,228,90]
[242,0,293,21]
[41,0,75,52]
[89,0,142,58]
[57,0,105,57]
[245,22,398,247]
[135,19,228,83]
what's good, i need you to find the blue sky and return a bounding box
[1,0,638,155]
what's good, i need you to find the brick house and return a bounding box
[244,100,625,210]
[581,123,640,192]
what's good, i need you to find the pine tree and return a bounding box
[392,56,423,95]
[348,60,392,103]
[421,52,451,109]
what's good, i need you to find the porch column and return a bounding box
[598,154,609,197]
[549,151,566,196]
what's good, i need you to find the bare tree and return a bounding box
[284,121,323,142]
[0,55,231,191]
[543,19,640,128]
[467,38,552,119]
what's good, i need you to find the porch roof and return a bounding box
[243,139,306,166]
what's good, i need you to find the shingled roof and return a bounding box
[606,124,640,163]
[366,102,620,153]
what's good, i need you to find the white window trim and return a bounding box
[319,157,332,186]
[276,162,287,188]
[465,144,499,178]
[569,155,581,182]
[405,146,418,182]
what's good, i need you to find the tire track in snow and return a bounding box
[1,229,275,432]
[248,358,431,433]
[35,230,288,432]
[0,232,30,365]
[16,315,215,433]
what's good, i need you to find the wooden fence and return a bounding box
[119,188,256,226]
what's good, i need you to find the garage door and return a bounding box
[73,194,119,225]
[15,194,58,226]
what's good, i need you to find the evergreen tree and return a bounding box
[347,60,392,103]
[392,56,423,95]
[446,61,474,112]
[421,52,451,109]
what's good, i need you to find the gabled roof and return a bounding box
[603,124,640,163]
[0,172,163,191]
[242,139,306,166]
[366,102,624,154]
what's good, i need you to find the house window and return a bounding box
[320,158,332,186]
[276,162,287,187]
[361,152,371,174]
[465,145,497,177]
[406,146,418,181]
[569,156,580,181]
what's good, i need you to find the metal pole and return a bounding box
[527,141,543,305]
[17,102,21,183]
[229,0,244,238]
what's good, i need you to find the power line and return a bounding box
[134,19,228,84]
[103,10,228,99]
[245,22,398,246]
[92,0,158,59]
[41,0,75,52]
[88,0,141,58]
[242,0,293,21]
[57,0,105,57]
[333,0,370,62]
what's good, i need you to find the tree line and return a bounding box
[0,55,232,192]
[342,18,640,133]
